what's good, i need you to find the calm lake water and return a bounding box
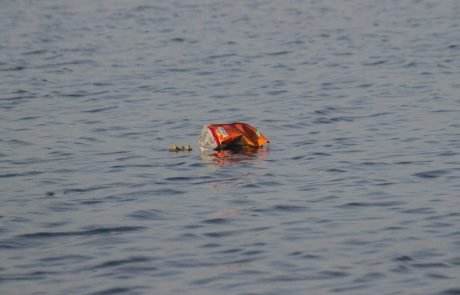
[1,0,460,294]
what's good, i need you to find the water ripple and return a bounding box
[17,226,146,239]
[1,0,460,294]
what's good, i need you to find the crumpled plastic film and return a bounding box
[199,122,269,150]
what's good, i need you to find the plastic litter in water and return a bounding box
[199,122,269,150]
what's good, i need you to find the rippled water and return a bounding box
[1,0,460,294]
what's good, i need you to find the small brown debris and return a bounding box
[168,144,180,152]
[169,144,192,152]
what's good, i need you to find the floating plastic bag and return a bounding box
[199,122,269,150]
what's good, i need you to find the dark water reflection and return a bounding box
[200,147,270,167]
[1,0,460,294]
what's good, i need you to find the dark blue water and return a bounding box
[1,0,460,294]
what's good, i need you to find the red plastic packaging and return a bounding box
[199,123,269,150]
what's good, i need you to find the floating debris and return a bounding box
[199,122,269,150]
[168,144,192,152]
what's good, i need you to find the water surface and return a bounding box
[1,0,460,294]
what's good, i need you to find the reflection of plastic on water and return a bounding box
[200,146,270,167]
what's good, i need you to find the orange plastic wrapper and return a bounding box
[199,122,269,150]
